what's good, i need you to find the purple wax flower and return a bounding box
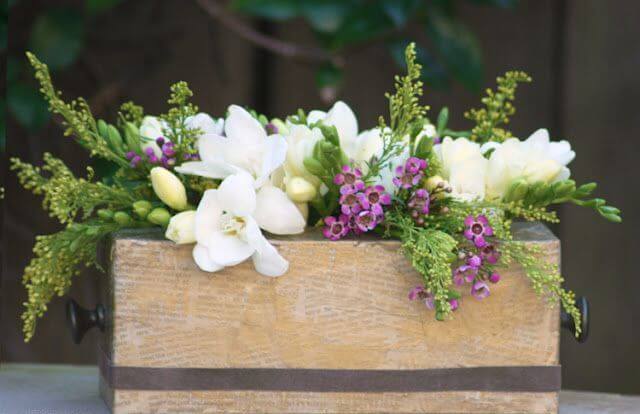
[359,185,391,216]
[334,165,365,193]
[144,147,156,157]
[162,142,176,157]
[339,190,363,215]
[156,137,166,146]
[471,281,490,299]
[489,272,501,284]
[453,265,477,286]
[480,244,500,264]
[355,210,377,232]
[148,154,159,164]
[405,157,428,174]
[463,214,494,248]
[322,215,349,241]
[265,122,278,134]
[408,189,430,219]
[467,254,482,268]
[125,151,137,160]
[449,298,459,311]
[408,286,425,301]
[392,157,428,189]
[408,286,434,309]
[129,155,142,168]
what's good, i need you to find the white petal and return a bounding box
[195,189,223,246]
[254,185,306,235]
[307,110,327,125]
[323,101,358,149]
[186,113,223,136]
[256,134,288,188]
[217,173,257,216]
[198,133,228,164]
[244,218,289,277]
[225,105,266,147]
[555,166,571,182]
[526,128,550,146]
[175,161,233,179]
[208,231,255,266]
[193,243,224,272]
[548,140,575,165]
[351,129,383,162]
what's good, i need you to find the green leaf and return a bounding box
[86,0,123,15]
[28,8,85,71]
[315,63,343,90]
[300,1,349,32]
[231,0,299,20]
[7,83,51,132]
[381,0,420,27]
[426,10,484,92]
[329,5,392,49]
[466,0,519,8]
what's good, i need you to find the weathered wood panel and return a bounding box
[559,0,640,394]
[101,222,560,413]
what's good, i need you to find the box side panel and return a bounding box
[106,390,558,414]
[109,231,559,369]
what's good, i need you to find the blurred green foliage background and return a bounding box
[1,0,520,151]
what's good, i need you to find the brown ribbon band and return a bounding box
[99,350,560,393]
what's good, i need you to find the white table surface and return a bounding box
[1,364,639,413]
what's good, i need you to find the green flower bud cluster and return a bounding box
[26,52,131,169]
[21,220,122,342]
[301,126,350,217]
[503,179,621,223]
[465,71,532,143]
[10,153,138,225]
[97,200,171,227]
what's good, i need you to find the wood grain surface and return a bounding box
[101,222,561,413]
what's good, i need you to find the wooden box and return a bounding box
[98,222,560,413]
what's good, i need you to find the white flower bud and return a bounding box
[286,176,317,202]
[165,210,196,244]
[150,167,188,211]
[425,175,447,191]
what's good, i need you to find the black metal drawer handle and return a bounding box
[561,296,589,343]
[66,299,105,344]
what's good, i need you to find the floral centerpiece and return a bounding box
[12,44,620,342]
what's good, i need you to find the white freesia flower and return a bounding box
[139,116,167,157]
[483,128,575,200]
[308,101,383,165]
[165,211,196,244]
[175,105,306,235]
[281,124,323,192]
[150,167,188,211]
[434,137,487,201]
[176,105,286,187]
[192,173,289,277]
[185,113,224,137]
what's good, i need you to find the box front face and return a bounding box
[101,223,560,413]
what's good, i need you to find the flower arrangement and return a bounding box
[12,43,620,342]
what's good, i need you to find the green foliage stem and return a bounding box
[366,43,430,180]
[464,71,531,143]
[385,210,458,319]
[26,52,129,168]
[10,153,138,225]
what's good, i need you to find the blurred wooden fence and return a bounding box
[2,0,639,394]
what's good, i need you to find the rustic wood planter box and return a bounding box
[96,221,560,413]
